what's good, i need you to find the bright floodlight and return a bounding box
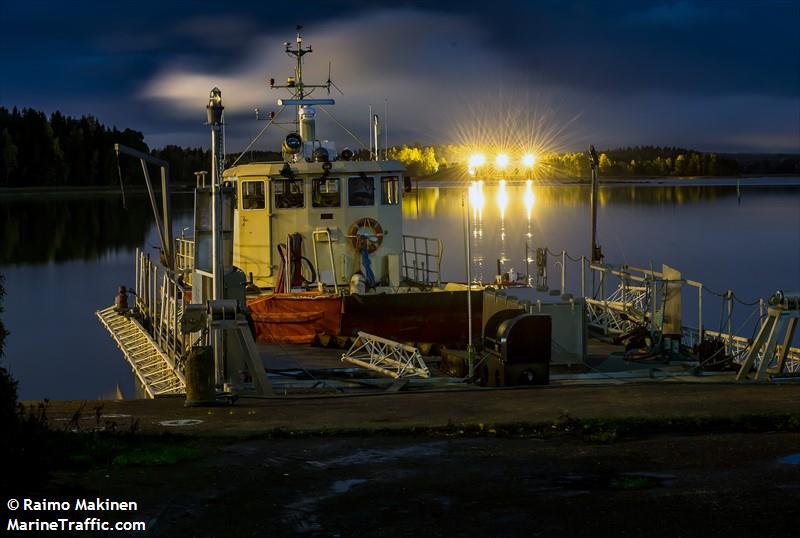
[522,153,536,168]
[468,153,486,168]
[495,153,510,169]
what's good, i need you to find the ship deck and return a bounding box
[256,337,730,395]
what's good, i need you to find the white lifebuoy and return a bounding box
[347,217,384,253]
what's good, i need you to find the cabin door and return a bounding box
[235,178,272,286]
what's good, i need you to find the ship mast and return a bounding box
[270,26,334,144]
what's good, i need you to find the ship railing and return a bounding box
[681,326,701,349]
[402,234,443,287]
[155,270,191,362]
[135,248,159,325]
[134,248,191,368]
[175,236,195,286]
[539,246,800,373]
[583,262,657,336]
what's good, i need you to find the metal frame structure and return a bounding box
[736,306,800,381]
[114,144,173,271]
[342,332,431,379]
[401,234,443,287]
[535,245,800,377]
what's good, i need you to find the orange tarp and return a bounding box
[247,293,343,344]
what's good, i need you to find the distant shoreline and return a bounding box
[1,175,798,197]
[0,184,196,198]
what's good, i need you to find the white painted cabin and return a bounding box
[223,159,407,289]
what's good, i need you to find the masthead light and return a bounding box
[206,87,224,125]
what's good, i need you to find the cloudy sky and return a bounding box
[1,0,798,153]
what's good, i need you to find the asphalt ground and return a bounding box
[9,383,800,537]
[28,382,800,437]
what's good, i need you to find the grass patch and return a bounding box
[236,412,800,444]
[112,445,201,467]
[58,434,203,469]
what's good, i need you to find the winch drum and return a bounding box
[484,311,551,385]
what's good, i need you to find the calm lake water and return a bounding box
[2,178,799,399]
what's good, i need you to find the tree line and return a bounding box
[0,107,210,187]
[390,144,800,179]
[1,107,797,186]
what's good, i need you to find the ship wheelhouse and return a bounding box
[225,159,407,290]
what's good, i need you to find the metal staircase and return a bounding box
[96,306,186,398]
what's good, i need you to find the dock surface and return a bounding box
[33,382,800,437]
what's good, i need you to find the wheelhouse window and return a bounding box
[348,175,375,206]
[273,179,304,209]
[241,180,266,210]
[381,176,400,205]
[312,177,341,208]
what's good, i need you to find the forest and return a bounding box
[0,107,209,187]
[1,107,797,187]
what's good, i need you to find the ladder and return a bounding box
[96,306,186,398]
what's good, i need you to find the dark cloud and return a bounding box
[1,0,797,152]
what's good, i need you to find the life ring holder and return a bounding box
[347,217,384,253]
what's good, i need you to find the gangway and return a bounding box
[96,306,186,398]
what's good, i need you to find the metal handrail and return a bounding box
[134,249,190,368]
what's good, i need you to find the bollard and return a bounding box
[184,346,217,407]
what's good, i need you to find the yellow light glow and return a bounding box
[497,179,508,218]
[468,153,486,169]
[495,153,509,169]
[468,180,485,213]
[524,179,535,219]
[523,153,536,168]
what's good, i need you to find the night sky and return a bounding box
[2,0,798,153]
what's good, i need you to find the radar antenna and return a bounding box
[270,26,333,100]
[268,27,337,135]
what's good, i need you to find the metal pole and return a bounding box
[525,242,530,287]
[465,185,474,379]
[135,247,140,310]
[622,270,627,315]
[160,166,173,272]
[652,275,658,332]
[373,114,380,162]
[207,88,225,388]
[698,284,703,340]
[581,256,586,298]
[589,145,601,263]
[727,290,734,356]
[601,268,608,335]
[561,250,566,295]
[368,104,373,159]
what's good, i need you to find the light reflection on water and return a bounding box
[404,180,800,349]
[1,180,799,399]
[404,181,800,291]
